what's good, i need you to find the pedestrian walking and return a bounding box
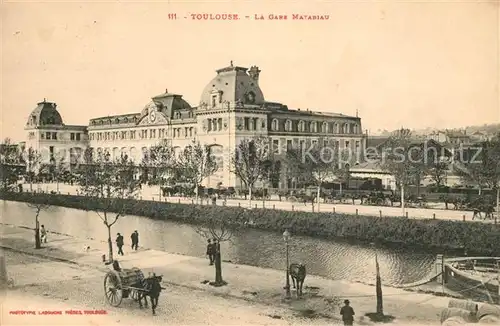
[131,230,139,250]
[116,233,124,256]
[340,299,355,326]
[206,239,214,265]
[40,225,47,243]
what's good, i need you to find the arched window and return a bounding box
[271,119,279,131]
[310,121,317,133]
[298,120,305,132]
[285,120,292,132]
[322,122,328,133]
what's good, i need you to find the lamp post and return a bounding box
[283,229,291,299]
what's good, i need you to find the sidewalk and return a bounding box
[0,224,448,325]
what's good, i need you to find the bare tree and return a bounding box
[144,140,176,199]
[194,209,247,286]
[26,197,52,249]
[231,137,272,207]
[175,140,218,203]
[78,149,141,262]
[380,129,427,216]
[286,139,348,210]
[22,147,41,192]
[0,138,22,192]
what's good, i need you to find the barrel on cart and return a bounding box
[104,267,145,307]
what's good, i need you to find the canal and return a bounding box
[1,200,435,285]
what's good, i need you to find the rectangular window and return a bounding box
[286,140,293,152]
[76,133,81,141]
[323,139,328,147]
[218,118,223,131]
[70,133,75,141]
[52,132,57,140]
[121,131,127,139]
[211,95,217,108]
[273,139,279,154]
[46,132,51,140]
[244,118,250,130]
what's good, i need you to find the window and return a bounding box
[298,120,305,132]
[131,131,136,139]
[345,141,350,148]
[323,139,328,147]
[46,132,51,140]
[285,120,292,132]
[322,122,328,133]
[218,118,223,131]
[121,131,127,139]
[70,133,75,141]
[355,141,360,151]
[211,95,217,108]
[244,117,250,130]
[271,119,278,131]
[52,132,57,140]
[310,122,317,133]
[273,139,279,154]
[76,133,81,141]
[286,139,292,151]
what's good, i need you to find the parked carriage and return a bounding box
[104,267,147,307]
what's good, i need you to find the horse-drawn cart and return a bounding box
[104,267,146,307]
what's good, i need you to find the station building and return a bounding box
[25,62,366,188]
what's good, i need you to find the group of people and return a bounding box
[205,238,220,265]
[115,230,140,256]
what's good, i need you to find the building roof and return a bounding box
[26,100,64,128]
[199,62,265,107]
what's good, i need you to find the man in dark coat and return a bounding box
[206,239,214,265]
[131,230,139,250]
[340,299,355,326]
[116,233,124,256]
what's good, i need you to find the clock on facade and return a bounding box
[149,109,156,123]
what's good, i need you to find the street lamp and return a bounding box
[283,229,291,299]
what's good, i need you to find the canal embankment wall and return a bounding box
[2,191,500,255]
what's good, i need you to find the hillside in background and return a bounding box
[371,123,499,136]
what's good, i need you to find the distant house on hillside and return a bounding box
[427,129,471,146]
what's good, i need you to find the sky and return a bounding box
[2,0,499,142]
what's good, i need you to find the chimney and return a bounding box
[249,66,261,82]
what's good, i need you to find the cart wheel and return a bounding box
[104,271,123,307]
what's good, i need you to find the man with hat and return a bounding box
[116,233,124,256]
[131,230,139,251]
[340,299,355,325]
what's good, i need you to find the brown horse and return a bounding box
[289,263,306,296]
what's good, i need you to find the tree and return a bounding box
[78,149,141,262]
[286,139,347,211]
[375,253,383,316]
[194,209,247,286]
[428,161,448,188]
[231,137,272,207]
[26,198,52,249]
[144,140,176,199]
[380,129,427,216]
[21,147,41,192]
[175,140,218,203]
[0,138,21,192]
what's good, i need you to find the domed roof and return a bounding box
[199,63,265,107]
[26,100,64,127]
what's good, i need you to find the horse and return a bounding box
[289,263,306,296]
[137,274,164,315]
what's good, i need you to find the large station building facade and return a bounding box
[25,63,367,189]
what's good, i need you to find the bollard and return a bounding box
[433,213,436,219]
[238,202,241,207]
[178,198,180,203]
[191,199,194,205]
[405,212,408,219]
[312,206,315,213]
[333,207,336,213]
[355,208,358,216]
[292,205,294,211]
[273,204,275,210]
[463,215,466,221]
[255,204,257,209]
[379,210,382,218]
